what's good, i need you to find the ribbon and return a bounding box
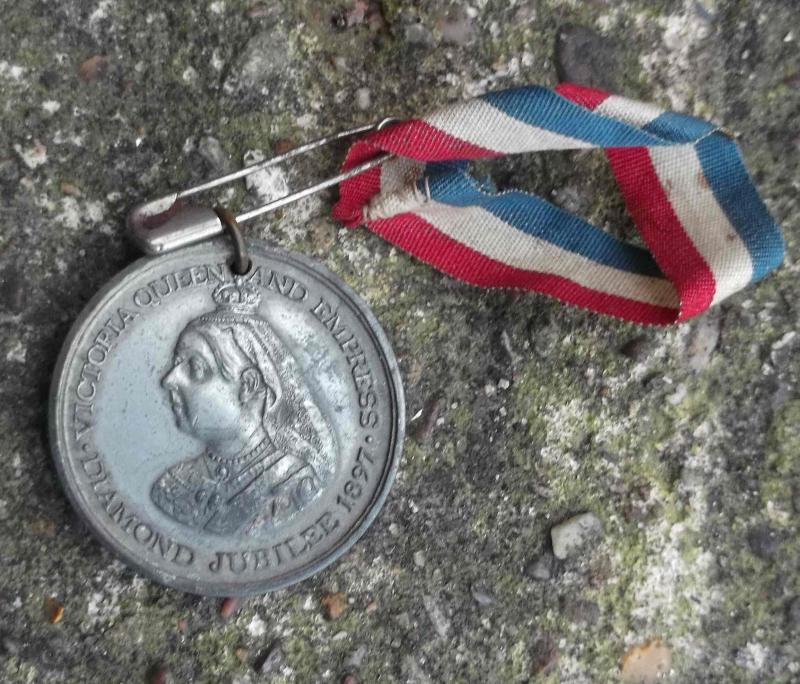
[332,84,784,325]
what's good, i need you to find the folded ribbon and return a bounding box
[332,83,784,325]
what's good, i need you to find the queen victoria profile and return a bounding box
[151,278,336,537]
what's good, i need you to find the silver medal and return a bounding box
[49,124,404,595]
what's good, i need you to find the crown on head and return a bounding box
[211,278,262,314]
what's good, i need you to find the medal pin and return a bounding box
[49,120,405,596]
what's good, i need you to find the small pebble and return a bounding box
[341,674,359,684]
[220,597,241,620]
[769,331,797,368]
[685,314,721,372]
[77,55,109,83]
[234,647,249,663]
[414,397,442,444]
[394,612,411,630]
[181,65,198,84]
[247,614,266,638]
[526,552,554,581]
[197,136,232,174]
[550,512,603,560]
[470,583,495,607]
[255,642,283,675]
[347,644,368,668]
[667,383,687,406]
[60,181,82,197]
[413,550,426,567]
[422,595,450,638]
[43,596,64,624]
[355,87,371,110]
[321,592,347,620]
[438,15,473,46]
[247,3,275,19]
[148,666,172,684]
[14,140,47,169]
[42,100,61,114]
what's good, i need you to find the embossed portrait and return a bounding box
[151,278,336,536]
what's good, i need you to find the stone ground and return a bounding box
[1,0,799,682]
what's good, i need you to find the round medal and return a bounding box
[49,240,404,595]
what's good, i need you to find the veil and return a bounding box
[226,316,337,484]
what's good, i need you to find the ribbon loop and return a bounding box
[333,84,784,324]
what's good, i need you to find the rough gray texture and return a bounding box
[550,513,603,560]
[1,1,798,682]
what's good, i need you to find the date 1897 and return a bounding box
[336,447,375,513]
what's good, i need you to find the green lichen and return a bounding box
[762,400,800,512]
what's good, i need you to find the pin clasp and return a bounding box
[126,119,397,256]
[127,195,223,255]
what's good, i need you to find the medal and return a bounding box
[49,123,404,596]
[50,83,783,596]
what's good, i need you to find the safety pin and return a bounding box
[127,119,396,257]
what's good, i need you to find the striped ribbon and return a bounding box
[332,84,784,324]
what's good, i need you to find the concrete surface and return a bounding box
[1,0,799,682]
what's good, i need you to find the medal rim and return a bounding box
[49,239,405,596]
